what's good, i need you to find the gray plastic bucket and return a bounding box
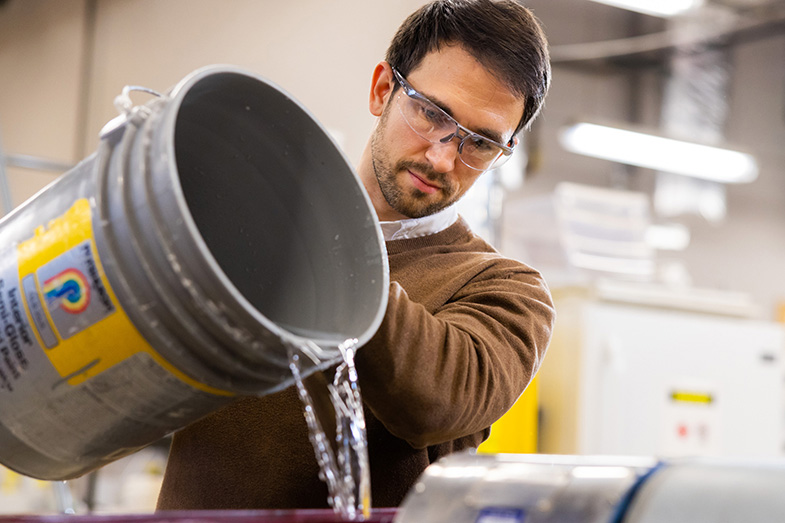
[0,65,388,480]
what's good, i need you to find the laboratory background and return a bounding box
[1,0,785,516]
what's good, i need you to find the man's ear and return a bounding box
[369,61,395,117]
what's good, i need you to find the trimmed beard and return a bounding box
[370,102,458,219]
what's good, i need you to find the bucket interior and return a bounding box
[171,72,385,345]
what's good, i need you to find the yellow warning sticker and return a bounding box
[670,390,714,404]
[15,199,231,396]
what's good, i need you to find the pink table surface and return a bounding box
[0,509,398,523]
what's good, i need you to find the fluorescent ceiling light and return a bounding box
[588,0,704,18]
[559,122,758,184]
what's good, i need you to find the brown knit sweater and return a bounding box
[156,217,554,510]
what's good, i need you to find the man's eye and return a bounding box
[417,103,449,125]
[423,108,441,121]
[470,136,495,152]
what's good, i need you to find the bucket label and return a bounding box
[37,240,115,341]
[0,198,235,470]
[13,198,134,386]
[0,254,33,393]
[8,198,231,396]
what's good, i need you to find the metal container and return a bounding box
[0,65,388,480]
[623,458,785,523]
[395,451,657,523]
[396,451,785,523]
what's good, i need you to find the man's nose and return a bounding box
[425,138,459,173]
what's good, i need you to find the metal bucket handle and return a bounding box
[100,85,166,143]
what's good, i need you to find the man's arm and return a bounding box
[354,261,554,449]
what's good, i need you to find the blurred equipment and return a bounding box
[396,451,785,523]
[553,182,694,282]
[537,285,784,458]
[654,3,739,223]
[0,65,387,481]
[557,1,761,224]
[554,182,654,278]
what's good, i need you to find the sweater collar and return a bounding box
[379,205,459,241]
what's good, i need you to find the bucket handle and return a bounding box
[113,85,163,114]
[100,85,166,143]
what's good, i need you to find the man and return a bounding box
[157,0,554,510]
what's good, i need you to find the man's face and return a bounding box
[369,45,524,221]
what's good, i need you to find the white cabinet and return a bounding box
[538,291,785,458]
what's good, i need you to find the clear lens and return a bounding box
[404,97,454,137]
[462,137,506,169]
[398,92,508,171]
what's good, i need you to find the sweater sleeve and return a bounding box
[354,259,555,449]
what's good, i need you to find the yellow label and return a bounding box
[15,198,231,396]
[670,390,714,404]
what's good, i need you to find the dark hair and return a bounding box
[386,0,551,133]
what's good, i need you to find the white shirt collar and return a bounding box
[379,205,459,241]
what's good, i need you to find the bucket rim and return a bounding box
[156,64,389,351]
